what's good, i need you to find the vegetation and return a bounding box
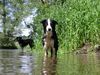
[34,0,100,53]
[0,0,36,49]
[0,33,17,49]
[0,0,100,53]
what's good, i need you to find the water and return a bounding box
[0,49,100,75]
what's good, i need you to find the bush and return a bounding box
[0,33,17,49]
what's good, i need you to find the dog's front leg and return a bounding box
[51,48,53,57]
[44,45,48,56]
[45,48,48,56]
[51,47,56,57]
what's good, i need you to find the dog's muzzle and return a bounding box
[48,28,52,31]
[47,27,52,32]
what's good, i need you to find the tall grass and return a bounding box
[34,0,100,53]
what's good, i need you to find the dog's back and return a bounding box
[16,37,34,50]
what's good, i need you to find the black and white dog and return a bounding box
[41,19,59,57]
[16,37,34,51]
[13,24,34,51]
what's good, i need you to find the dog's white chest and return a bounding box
[44,38,54,48]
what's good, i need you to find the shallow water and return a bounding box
[0,49,100,75]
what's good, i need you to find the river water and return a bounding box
[0,49,100,75]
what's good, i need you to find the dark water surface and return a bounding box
[0,49,100,75]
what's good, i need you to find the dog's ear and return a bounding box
[52,20,58,25]
[40,19,46,25]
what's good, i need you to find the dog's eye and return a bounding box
[45,22,48,26]
[51,23,54,26]
[50,23,53,25]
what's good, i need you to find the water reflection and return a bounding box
[77,54,89,75]
[0,49,100,75]
[42,56,57,75]
[96,52,100,62]
[77,54,88,64]
[0,49,34,75]
[17,53,33,74]
[0,50,17,75]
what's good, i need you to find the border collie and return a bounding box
[41,19,59,57]
[13,24,34,51]
[16,37,34,51]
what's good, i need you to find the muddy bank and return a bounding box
[75,43,100,54]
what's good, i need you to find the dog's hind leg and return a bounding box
[51,48,53,57]
[55,50,57,57]
[19,47,24,55]
[51,47,56,57]
[29,40,34,50]
[53,48,56,57]
[20,44,24,52]
[52,47,58,58]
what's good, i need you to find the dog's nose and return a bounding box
[48,28,51,31]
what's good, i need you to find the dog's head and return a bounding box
[41,19,58,33]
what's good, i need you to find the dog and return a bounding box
[16,37,34,51]
[13,24,35,51]
[41,19,59,57]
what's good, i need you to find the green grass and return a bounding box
[0,0,100,53]
[33,0,100,53]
